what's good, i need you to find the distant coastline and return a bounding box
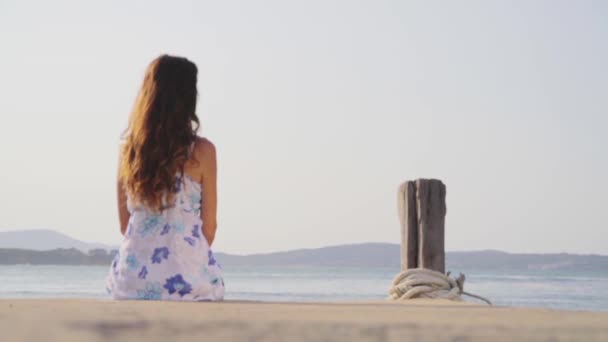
[1,245,607,272]
[0,248,116,266]
[1,229,606,271]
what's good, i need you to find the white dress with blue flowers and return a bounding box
[106,171,224,301]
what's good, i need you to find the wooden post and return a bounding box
[398,179,446,273]
[398,181,418,270]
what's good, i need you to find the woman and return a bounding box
[106,55,224,301]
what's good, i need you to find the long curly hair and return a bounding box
[119,54,200,212]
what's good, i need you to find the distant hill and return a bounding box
[0,248,116,265]
[214,243,400,267]
[446,250,608,272]
[0,229,608,272]
[0,229,115,253]
[0,234,606,272]
[215,244,608,272]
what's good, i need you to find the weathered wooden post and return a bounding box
[392,181,490,303]
[397,179,446,273]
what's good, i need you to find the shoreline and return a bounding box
[2,292,608,313]
[2,299,608,341]
[2,293,607,313]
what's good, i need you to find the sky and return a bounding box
[0,0,606,255]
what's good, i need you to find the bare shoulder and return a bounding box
[192,136,217,177]
[191,137,216,183]
[184,137,215,182]
[193,136,216,160]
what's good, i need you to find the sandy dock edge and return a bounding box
[1,299,607,341]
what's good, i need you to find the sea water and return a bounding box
[1,265,607,312]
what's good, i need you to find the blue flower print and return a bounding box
[192,224,200,239]
[126,254,139,271]
[160,223,171,235]
[138,266,148,279]
[190,192,201,210]
[174,175,182,192]
[151,247,170,264]
[173,222,185,234]
[208,250,217,266]
[111,251,120,275]
[138,215,163,237]
[184,237,196,246]
[136,282,162,300]
[210,277,219,286]
[163,274,192,297]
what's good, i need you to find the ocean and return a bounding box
[1,265,607,312]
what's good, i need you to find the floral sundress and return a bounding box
[106,169,224,301]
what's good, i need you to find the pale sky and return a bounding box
[1,0,606,254]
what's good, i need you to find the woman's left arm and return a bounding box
[117,153,130,236]
[199,139,218,246]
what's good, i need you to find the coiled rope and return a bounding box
[388,268,492,305]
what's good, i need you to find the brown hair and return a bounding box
[119,54,200,211]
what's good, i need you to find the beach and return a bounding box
[2,299,607,341]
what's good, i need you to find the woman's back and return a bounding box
[106,55,224,301]
[106,142,224,301]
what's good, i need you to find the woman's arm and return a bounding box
[198,139,218,246]
[117,153,130,236]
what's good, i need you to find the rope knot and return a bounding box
[388,268,491,305]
